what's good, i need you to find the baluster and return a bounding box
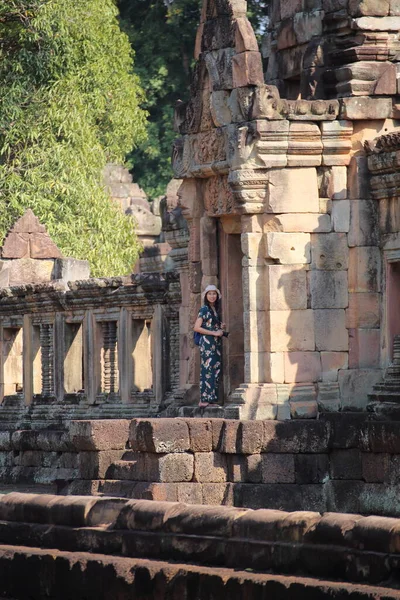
[102,321,118,395]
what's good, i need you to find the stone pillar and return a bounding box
[83,310,100,405]
[54,313,65,402]
[118,308,132,403]
[151,304,168,403]
[22,315,33,405]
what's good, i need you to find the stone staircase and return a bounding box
[368,335,400,419]
[0,492,399,598]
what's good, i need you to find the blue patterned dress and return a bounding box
[197,305,222,404]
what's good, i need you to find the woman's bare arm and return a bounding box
[194,317,223,337]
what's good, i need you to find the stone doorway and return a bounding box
[386,259,400,363]
[218,218,244,399]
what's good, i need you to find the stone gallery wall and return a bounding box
[172,0,400,419]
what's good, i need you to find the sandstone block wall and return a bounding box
[3,417,400,519]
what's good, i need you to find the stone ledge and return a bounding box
[0,544,396,600]
[0,493,400,591]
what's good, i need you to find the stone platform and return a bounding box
[0,492,398,598]
[1,416,400,518]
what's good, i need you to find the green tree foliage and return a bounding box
[0,0,147,276]
[119,0,199,199]
[119,0,269,200]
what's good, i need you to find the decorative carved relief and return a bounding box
[204,175,236,216]
[102,321,118,395]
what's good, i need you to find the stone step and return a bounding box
[0,544,397,600]
[0,493,399,597]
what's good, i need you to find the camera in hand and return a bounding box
[222,331,229,338]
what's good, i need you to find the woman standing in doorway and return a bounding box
[193,284,225,408]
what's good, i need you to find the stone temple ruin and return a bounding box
[2,0,400,598]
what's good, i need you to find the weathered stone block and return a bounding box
[146,453,194,483]
[270,310,315,352]
[317,381,341,411]
[311,233,349,270]
[314,309,348,351]
[7,258,55,286]
[265,232,311,264]
[177,483,203,504]
[347,155,370,199]
[353,16,400,30]
[266,168,319,213]
[339,97,393,120]
[78,450,124,479]
[287,121,323,167]
[290,399,319,419]
[242,265,267,311]
[321,352,348,382]
[187,419,213,452]
[293,10,324,44]
[54,258,90,282]
[211,419,225,451]
[277,19,297,51]
[391,0,400,15]
[310,271,348,309]
[246,454,262,482]
[330,449,362,480]
[295,454,329,484]
[349,0,389,15]
[235,17,259,52]
[201,482,234,505]
[264,213,331,233]
[0,433,11,451]
[349,328,381,369]
[244,310,268,353]
[261,453,295,483]
[348,200,379,247]
[219,420,240,453]
[210,90,231,127]
[338,368,382,410]
[319,197,332,214]
[241,233,264,260]
[232,51,264,87]
[320,166,347,200]
[263,420,330,453]
[346,293,380,328]
[320,120,352,166]
[281,0,303,19]
[362,453,389,483]
[227,454,247,482]
[204,48,235,91]
[348,247,381,293]
[331,200,350,233]
[200,216,218,275]
[322,0,348,11]
[69,420,130,451]
[238,421,264,454]
[284,352,322,383]
[194,452,228,483]
[107,454,146,481]
[129,419,190,453]
[267,265,307,310]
